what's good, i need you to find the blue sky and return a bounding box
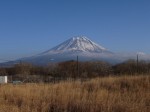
[0,0,150,61]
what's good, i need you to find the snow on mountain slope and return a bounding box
[2,36,150,66]
[16,36,114,65]
[40,36,111,55]
[0,36,116,66]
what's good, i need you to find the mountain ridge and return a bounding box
[39,36,112,56]
[2,36,149,66]
[18,36,114,65]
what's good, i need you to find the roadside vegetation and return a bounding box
[0,75,149,112]
[0,60,149,112]
[0,59,150,82]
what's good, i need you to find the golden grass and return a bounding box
[0,75,149,112]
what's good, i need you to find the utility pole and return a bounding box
[19,60,22,65]
[137,54,139,73]
[137,54,139,67]
[77,55,79,77]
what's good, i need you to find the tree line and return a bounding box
[0,59,150,82]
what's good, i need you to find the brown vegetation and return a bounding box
[2,59,150,82]
[0,75,149,112]
[0,61,113,82]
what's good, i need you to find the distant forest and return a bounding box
[0,60,150,82]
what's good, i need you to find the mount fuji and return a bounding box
[41,36,112,55]
[2,36,149,66]
[18,36,115,65]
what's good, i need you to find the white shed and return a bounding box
[0,76,7,84]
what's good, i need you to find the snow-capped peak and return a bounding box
[46,36,108,53]
[38,36,113,57]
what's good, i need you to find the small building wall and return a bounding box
[0,76,7,83]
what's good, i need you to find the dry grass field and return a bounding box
[0,75,149,112]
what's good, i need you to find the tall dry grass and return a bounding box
[0,75,149,112]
